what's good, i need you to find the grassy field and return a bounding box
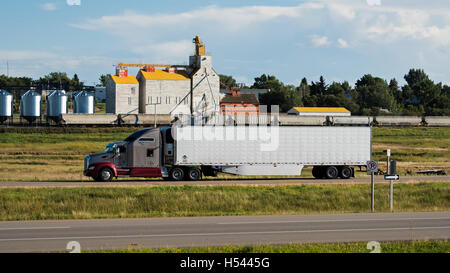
[0,183,448,221]
[372,127,450,175]
[99,240,450,253]
[0,126,448,181]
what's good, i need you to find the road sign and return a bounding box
[367,160,378,172]
[384,175,400,180]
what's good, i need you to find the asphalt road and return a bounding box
[0,175,449,188]
[0,212,449,252]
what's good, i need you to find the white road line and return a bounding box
[0,227,70,231]
[0,226,449,242]
[217,217,450,225]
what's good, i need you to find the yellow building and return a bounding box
[288,107,351,116]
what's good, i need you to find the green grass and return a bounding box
[100,240,450,253]
[0,183,448,221]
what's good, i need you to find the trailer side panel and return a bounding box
[174,126,371,166]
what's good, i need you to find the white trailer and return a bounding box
[85,125,372,181]
[172,125,371,179]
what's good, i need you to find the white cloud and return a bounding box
[337,38,349,48]
[41,3,57,11]
[366,0,381,6]
[71,1,450,49]
[328,3,356,20]
[131,40,193,63]
[309,35,330,47]
[71,3,325,38]
[0,50,111,79]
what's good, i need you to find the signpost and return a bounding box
[385,160,399,212]
[367,160,378,212]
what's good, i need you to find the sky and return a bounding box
[0,0,449,87]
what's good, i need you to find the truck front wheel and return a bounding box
[96,167,114,182]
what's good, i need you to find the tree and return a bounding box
[35,72,72,90]
[0,75,33,100]
[298,77,310,97]
[404,69,430,87]
[255,74,302,112]
[355,74,395,112]
[251,74,282,92]
[99,74,108,86]
[402,69,442,114]
[327,82,345,96]
[219,74,237,88]
[310,76,327,96]
[71,74,84,91]
[389,79,402,103]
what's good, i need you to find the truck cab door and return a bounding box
[117,145,128,168]
[132,132,160,168]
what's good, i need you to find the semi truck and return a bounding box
[84,125,372,181]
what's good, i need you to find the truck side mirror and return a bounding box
[115,147,120,155]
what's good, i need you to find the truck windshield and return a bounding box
[124,128,153,142]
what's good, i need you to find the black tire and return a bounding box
[312,166,321,179]
[325,166,339,179]
[187,168,202,181]
[170,167,185,181]
[339,166,352,179]
[96,167,114,182]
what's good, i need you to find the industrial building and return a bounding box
[288,107,351,117]
[137,68,191,115]
[106,70,139,114]
[106,36,223,117]
[220,88,267,100]
[220,89,259,116]
[186,37,222,117]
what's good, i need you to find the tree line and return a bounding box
[221,69,450,116]
[0,72,86,99]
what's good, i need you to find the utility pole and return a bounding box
[366,159,378,213]
[371,172,375,212]
[6,60,9,77]
[147,102,160,128]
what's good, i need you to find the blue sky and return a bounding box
[0,0,449,87]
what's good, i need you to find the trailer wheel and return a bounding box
[170,167,185,181]
[96,167,114,182]
[325,166,339,179]
[339,166,352,179]
[187,168,202,181]
[312,166,321,179]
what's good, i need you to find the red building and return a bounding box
[220,89,259,115]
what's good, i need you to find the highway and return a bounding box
[0,212,449,252]
[0,175,449,188]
